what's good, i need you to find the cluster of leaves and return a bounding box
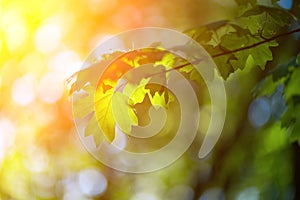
[248,46,300,144]
[184,1,297,79]
[186,0,300,198]
[70,1,300,148]
[183,0,300,146]
[71,48,188,144]
[67,0,300,199]
[265,52,300,144]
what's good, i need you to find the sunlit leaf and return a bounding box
[154,53,176,70]
[85,114,104,146]
[94,84,116,142]
[73,84,95,118]
[83,48,177,143]
[112,92,138,134]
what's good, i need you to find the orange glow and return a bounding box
[0,0,213,198]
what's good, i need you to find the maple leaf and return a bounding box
[94,80,116,142]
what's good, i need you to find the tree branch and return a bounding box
[211,28,300,58]
[69,28,300,93]
[154,28,300,75]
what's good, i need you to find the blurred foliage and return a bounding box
[1,0,300,200]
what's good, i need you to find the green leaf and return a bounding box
[94,83,116,142]
[284,68,300,100]
[184,26,212,44]
[70,61,110,92]
[281,102,300,145]
[213,54,236,78]
[240,6,264,17]
[154,53,176,70]
[240,5,294,28]
[72,48,182,144]
[185,17,281,79]
[252,76,279,97]
[73,85,95,118]
[112,92,138,134]
[229,38,277,71]
[149,90,173,109]
[217,30,277,77]
[85,114,104,146]
[263,6,294,27]
[271,57,297,81]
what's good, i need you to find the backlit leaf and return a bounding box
[112,92,138,134]
[94,83,116,142]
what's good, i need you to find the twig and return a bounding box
[148,28,300,73]
[212,27,300,58]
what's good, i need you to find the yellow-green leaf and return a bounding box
[112,92,138,134]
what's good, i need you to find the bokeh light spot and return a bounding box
[48,50,81,79]
[5,20,27,52]
[78,169,108,196]
[236,187,259,200]
[0,118,15,161]
[35,23,62,53]
[199,187,225,200]
[12,74,36,106]
[38,73,65,103]
[131,192,159,200]
[278,0,293,9]
[248,96,271,128]
[23,146,49,173]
